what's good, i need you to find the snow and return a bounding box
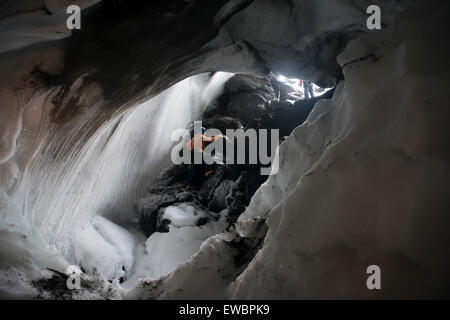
[123,208,228,288]
[73,216,136,280]
[162,204,208,228]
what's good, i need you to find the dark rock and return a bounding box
[202,93,231,118]
[199,165,227,204]
[225,74,275,101]
[196,216,210,227]
[156,213,171,233]
[226,173,249,222]
[227,92,268,124]
[225,218,268,269]
[136,192,178,236]
[202,115,243,132]
[155,163,188,186]
[32,272,72,300]
[226,169,267,222]
[176,191,194,202]
[261,88,335,137]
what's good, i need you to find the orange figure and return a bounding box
[185,127,223,189]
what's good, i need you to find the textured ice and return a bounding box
[0,72,233,292]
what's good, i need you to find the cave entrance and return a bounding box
[128,73,335,286]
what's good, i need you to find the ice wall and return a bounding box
[0,72,233,287]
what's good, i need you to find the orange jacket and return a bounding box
[186,133,216,152]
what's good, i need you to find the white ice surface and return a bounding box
[162,204,208,228]
[73,216,136,280]
[124,208,228,288]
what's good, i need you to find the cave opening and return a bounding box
[275,75,332,102]
[123,71,336,287]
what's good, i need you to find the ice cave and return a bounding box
[0,0,450,300]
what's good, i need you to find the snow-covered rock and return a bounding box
[162,204,209,228]
[124,207,229,288]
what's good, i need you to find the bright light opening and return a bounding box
[277,75,332,102]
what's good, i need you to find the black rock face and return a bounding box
[136,74,334,237]
[136,191,179,236]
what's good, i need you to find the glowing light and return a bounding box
[276,75,331,99]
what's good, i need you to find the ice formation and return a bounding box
[0,72,234,295]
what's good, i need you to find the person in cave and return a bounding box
[185,126,223,189]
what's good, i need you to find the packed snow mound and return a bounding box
[124,206,229,287]
[73,216,135,281]
[126,217,268,299]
